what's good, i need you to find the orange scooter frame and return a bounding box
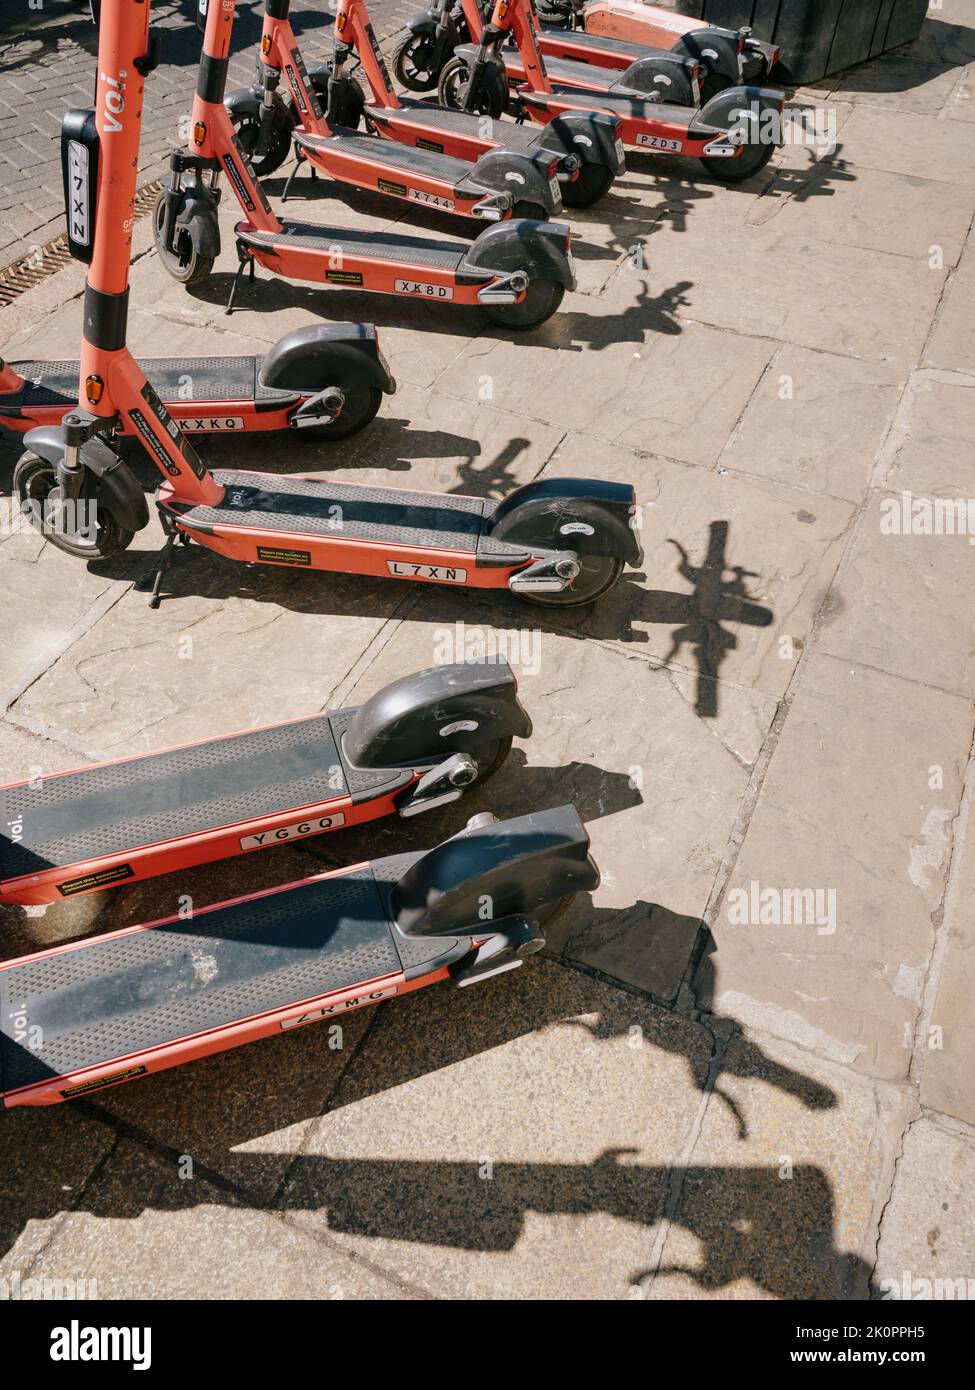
[0,805,600,1108]
[15,0,641,610]
[235,0,565,224]
[232,0,624,210]
[449,0,786,182]
[157,0,575,327]
[0,661,533,907]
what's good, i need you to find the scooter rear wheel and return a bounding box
[438,57,508,119]
[700,138,775,183]
[483,279,564,330]
[559,161,614,208]
[231,108,295,179]
[302,385,384,441]
[152,192,215,286]
[13,451,134,560]
[520,553,624,607]
[392,31,441,92]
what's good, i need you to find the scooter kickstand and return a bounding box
[226,244,256,316]
[140,529,177,609]
[281,148,315,203]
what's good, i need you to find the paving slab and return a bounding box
[700,653,972,1084]
[874,1115,975,1301]
[0,1105,115,1276]
[320,605,777,1001]
[646,1029,916,1300]
[533,434,854,700]
[924,254,975,374]
[643,222,948,366]
[747,164,974,266]
[919,772,975,1127]
[835,105,975,184]
[882,374,975,497]
[279,957,713,1300]
[720,345,904,502]
[27,1138,406,1300]
[818,492,975,698]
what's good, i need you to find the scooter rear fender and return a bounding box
[260,324,396,395]
[343,660,532,770]
[462,218,576,290]
[487,477,643,565]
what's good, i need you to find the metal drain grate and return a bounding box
[0,181,163,308]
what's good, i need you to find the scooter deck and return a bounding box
[526,85,694,128]
[532,53,639,88]
[0,355,297,416]
[367,98,541,153]
[0,862,460,1106]
[236,219,476,272]
[0,708,408,903]
[294,124,485,188]
[540,26,650,63]
[169,469,527,558]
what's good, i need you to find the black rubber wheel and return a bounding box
[483,278,564,330]
[470,735,513,785]
[392,30,441,92]
[152,191,214,285]
[300,385,384,441]
[438,56,507,118]
[519,553,624,607]
[511,200,549,221]
[13,451,133,560]
[700,71,733,104]
[559,160,614,208]
[701,137,775,183]
[230,108,294,178]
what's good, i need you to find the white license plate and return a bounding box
[636,134,683,152]
[549,175,560,203]
[614,137,625,163]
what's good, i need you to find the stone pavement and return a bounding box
[0,0,410,269]
[1,1,975,1302]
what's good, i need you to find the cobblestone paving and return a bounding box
[0,0,413,268]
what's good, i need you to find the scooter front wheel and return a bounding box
[438,56,507,118]
[152,192,215,285]
[519,553,624,607]
[483,279,564,330]
[700,138,775,183]
[392,30,441,92]
[559,162,614,209]
[13,451,134,560]
[302,385,384,441]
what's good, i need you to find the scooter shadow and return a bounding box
[0,946,859,1295]
[184,268,693,352]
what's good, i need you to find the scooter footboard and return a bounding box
[342,660,532,770]
[536,111,626,173]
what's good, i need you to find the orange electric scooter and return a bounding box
[13,0,642,609]
[154,0,575,328]
[0,661,532,908]
[443,0,785,182]
[225,0,624,209]
[0,803,600,1107]
[0,4,398,445]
